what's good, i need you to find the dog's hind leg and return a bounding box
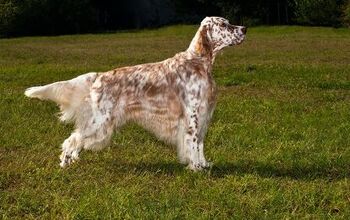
[59,86,121,167]
[59,132,84,167]
[81,117,115,151]
[80,87,117,151]
[59,117,115,167]
[59,121,115,168]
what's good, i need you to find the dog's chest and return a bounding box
[177,68,215,109]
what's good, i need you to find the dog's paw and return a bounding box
[59,149,80,168]
[186,163,204,172]
[200,161,212,169]
[186,161,212,171]
[59,152,69,168]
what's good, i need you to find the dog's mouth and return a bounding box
[236,27,247,45]
[229,35,245,46]
[237,34,246,44]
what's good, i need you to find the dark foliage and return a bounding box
[0,0,348,37]
[293,0,345,27]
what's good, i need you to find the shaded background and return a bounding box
[0,0,349,37]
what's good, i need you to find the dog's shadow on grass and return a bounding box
[114,160,350,180]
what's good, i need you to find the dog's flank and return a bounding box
[25,17,246,171]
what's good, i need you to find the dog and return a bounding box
[25,17,246,171]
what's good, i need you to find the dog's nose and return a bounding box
[241,27,247,34]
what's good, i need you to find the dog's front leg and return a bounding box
[196,107,213,168]
[183,100,205,171]
[190,110,211,169]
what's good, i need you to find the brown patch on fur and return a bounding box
[144,82,169,98]
[195,26,212,58]
[168,93,183,116]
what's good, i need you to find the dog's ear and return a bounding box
[195,25,212,57]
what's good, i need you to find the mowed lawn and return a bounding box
[0,25,350,219]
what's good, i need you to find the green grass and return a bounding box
[1,25,350,219]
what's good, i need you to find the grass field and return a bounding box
[1,25,350,219]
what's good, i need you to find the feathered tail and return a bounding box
[25,72,97,123]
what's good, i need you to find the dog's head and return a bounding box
[197,17,247,55]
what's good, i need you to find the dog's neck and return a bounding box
[187,26,216,64]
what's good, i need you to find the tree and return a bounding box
[342,0,350,27]
[0,0,19,36]
[293,0,344,26]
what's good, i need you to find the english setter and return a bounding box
[25,17,246,171]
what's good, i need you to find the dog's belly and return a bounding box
[124,96,183,145]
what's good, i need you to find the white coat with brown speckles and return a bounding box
[25,17,247,171]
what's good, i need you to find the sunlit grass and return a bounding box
[1,25,350,218]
